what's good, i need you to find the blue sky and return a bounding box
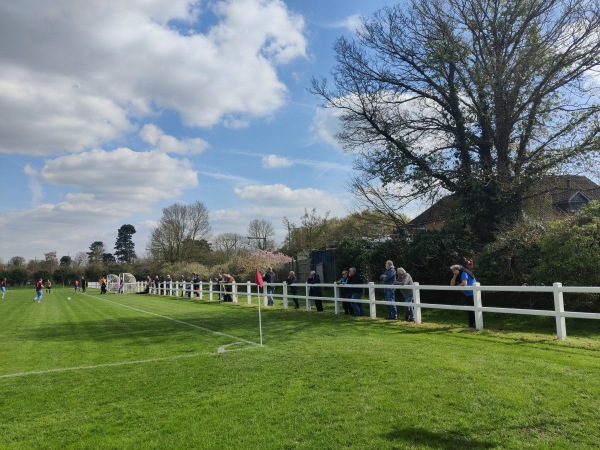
[0,0,395,262]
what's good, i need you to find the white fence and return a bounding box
[102,280,600,341]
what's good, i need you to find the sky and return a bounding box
[0,0,398,262]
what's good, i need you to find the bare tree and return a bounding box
[312,0,600,244]
[146,201,211,263]
[247,219,275,250]
[213,233,247,257]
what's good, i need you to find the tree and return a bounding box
[9,256,25,267]
[247,219,275,250]
[88,241,105,263]
[312,0,600,245]
[59,255,72,266]
[73,252,88,267]
[213,233,247,257]
[43,252,58,271]
[114,224,137,263]
[146,201,211,263]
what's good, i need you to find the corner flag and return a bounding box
[255,269,264,287]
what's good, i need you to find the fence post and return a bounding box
[553,282,566,341]
[414,282,422,324]
[209,280,214,301]
[305,282,311,311]
[282,282,288,309]
[369,282,376,319]
[333,283,340,315]
[247,281,252,305]
[232,283,238,303]
[263,284,268,306]
[474,282,483,330]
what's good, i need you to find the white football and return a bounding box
[67,297,71,300]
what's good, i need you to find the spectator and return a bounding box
[450,262,477,328]
[74,279,79,292]
[215,273,224,300]
[308,271,323,312]
[1,278,7,299]
[286,270,299,309]
[264,267,276,306]
[222,274,235,302]
[381,260,397,320]
[192,273,200,297]
[394,268,415,322]
[336,270,353,315]
[81,277,86,293]
[347,267,364,316]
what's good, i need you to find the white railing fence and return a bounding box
[96,280,600,341]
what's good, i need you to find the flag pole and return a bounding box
[258,283,263,347]
[255,269,264,347]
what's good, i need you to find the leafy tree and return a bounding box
[88,241,105,263]
[9,256,25,267]
[7,267,29,285]
[60,255,72,266]
[146,201,211,263]
[33,269,52,284]
[334,238,373,280]
[312,0,600,245]
[103,253,116,264]
[115,224,137,263]
[533,201,600,286]
[247,219,275,250]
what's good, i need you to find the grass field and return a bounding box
[1,287,599,449]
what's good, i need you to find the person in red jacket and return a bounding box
[35,278,43,303]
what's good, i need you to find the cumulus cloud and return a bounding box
[40,148,198,208]
[261,154,294,168]
[0,148,199,259]
[0,0,307,155]
[140,124,209,154]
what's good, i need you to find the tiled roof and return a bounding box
[408,175,600,227]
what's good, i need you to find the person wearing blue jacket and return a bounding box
[381,260,397,320]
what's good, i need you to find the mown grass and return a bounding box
[0,287,599,449]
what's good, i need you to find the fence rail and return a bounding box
[111,280,600,341]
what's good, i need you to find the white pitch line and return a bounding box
[0,345,256,380]
[88,293,261,347]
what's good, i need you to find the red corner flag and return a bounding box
[255,269,264,288]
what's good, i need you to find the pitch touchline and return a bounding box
[0,345,253,380]
[88,293,261,347]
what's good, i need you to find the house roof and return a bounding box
[408,175,600,227]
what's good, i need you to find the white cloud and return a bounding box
[311,106,344,151]
[0,0,307,155]
[0,148,199,260]
[330,14,363,33]
[234,184,339,209]
[140,124,209,155]
[39,148,198,208]
[262,154,294,168]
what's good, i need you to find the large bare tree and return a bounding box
[247,219,275,250]
[312,0,600,244]
[147,202,211,263]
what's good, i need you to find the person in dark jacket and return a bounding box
[347,267,364,316]
[264,267,275,306]
[285,270,299,309]
[308,270,323,312]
